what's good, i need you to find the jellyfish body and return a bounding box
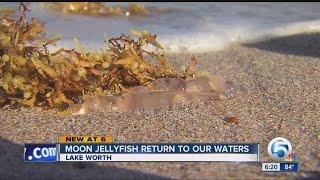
[71,75,245,115]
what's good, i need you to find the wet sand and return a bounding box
[0,33,320,179]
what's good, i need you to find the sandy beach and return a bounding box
[0,33,319,179]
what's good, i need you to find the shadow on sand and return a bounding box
[0,137,169,179]
[244,33,320,58]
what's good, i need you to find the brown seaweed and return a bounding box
[0,3,203,110]
[224,116,239,125]
[40,2,150,17]
[0,3,246,116]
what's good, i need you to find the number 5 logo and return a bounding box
[268,137,292,161]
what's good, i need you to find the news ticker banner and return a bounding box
[58,143,260,162]
[24,136,260,162]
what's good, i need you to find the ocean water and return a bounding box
[2,2,320,53]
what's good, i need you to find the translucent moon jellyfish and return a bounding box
[70,75,246,115]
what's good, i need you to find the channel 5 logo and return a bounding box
[267,137,297,162]
[24,144,57,162]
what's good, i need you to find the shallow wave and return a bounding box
[159,19,320,53]
[51,19,320,53]
[2,2,320,53]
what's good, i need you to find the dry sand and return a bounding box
[0,33,320,179]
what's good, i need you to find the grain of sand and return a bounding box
[0,33,320,179]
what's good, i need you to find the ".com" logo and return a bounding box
[267,137,292,161]
[24,144,57,162]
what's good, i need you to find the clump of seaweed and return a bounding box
[40,2,150,17]
[126,3,149,16]
[0,3,197,110]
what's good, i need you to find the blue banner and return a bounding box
[280,162,299,172]
[24,144,57,162]
[59,143,259,154]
